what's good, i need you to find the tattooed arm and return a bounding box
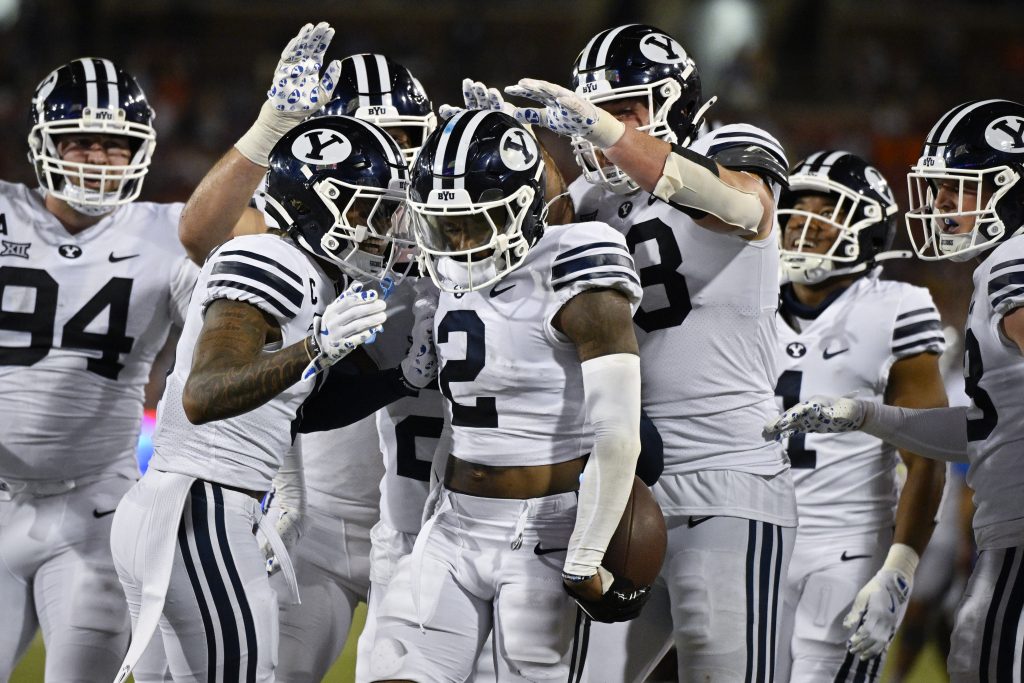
[182,298,308,424]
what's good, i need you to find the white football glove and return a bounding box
[761,395,867,442]
[504,78,625,148]
[235,22,343,165]
[439,78,517,121]
[843,544,919,660]
[399,279,438,389]
[302,282,388,382]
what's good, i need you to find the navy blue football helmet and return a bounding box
[906,99,1024,261]
[315,54,436,165]
[28,58,156,216]
[571,24,712,194]
[407,110,546,292]
[778,151,901,283]
[264,115,411,281]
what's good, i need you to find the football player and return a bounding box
[271,53,444,682]
[764,99,1024,683]
[505,24,794,682]
[367,110,644,682]
[771,151,947,681]
[0,58,198,682]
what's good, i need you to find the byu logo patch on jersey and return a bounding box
[499,128,538,171]
[985,116,1024,153]
[786,341,807,358]
[639,33,687,64]
[618,200,633,218]
[58,244,82,259]
[291,129,353,164]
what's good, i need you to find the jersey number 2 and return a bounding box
[0,266,135,380]
[437,310,498,428]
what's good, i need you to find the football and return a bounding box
[602,476,668,586]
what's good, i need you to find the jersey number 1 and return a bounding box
[774,369,818,469]
[0,266,135,380]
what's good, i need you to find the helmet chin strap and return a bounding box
[58,183,116,217]
[783,250,911,284]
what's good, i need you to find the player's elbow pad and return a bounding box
[636,409,664,486]
[652,145,764,234]
[564,353,642,576]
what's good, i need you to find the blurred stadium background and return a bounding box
[4,0,1023,680]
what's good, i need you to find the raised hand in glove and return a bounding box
[235,22,343,165]
[439,78,517,121]
[504,78,624,148]
[843,544,918,660]
[302,282,387,382]
[762,395,867,442]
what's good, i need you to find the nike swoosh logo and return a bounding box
[533,543,567,556]
[92,508,116,519]
[687,516,713,528]
[823,347,850,360]
[489,283,516,298]
[840,551,871,562]
[108,253,139,262]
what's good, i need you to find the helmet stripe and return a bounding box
[98,58,118,111]
[591,24,634,78]
[78,58,98,111]
[351,54,372,108]
[372,54,393,108]
[928,99,1007,157]
[346,116,408,180]
[433,110,489,191]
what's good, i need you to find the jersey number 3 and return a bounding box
[0,266,135,380]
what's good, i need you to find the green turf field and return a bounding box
[10,606,947,682]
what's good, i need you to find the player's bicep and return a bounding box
[189,298,279,374]
[884,352,949,410]
[554,288,639,362]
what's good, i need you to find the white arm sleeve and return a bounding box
[861,403,970,463]
[652,149,765,235]
[563,353,642,576]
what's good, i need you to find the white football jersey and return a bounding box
[774,275,945,538]
[569,123,786,476]
[299,416,384,527]
[0,180,195,483]
[365,274,447,534]
[151,233,336,492]
[962,236,1024,550]
[435,222,642,467]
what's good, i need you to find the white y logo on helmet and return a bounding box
[639,34,687,64]
[863,165,895,203]
[34,70,59,115]
[985,116,1024,154]
[292,129,353,165]
[499,129,538,171]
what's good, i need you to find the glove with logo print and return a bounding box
[302,282,388,382]
[504,78,625,148]
[399,277,438,390]
[235,22,343,165]
[762,395,868,442]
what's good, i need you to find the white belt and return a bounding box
[112,472,299,683]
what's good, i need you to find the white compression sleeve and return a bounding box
[564,353,642,577]
[652,148,764,234]
[861,403,970,463]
